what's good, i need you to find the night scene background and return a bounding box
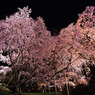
[0,0,95,95]
[0,0,94,34]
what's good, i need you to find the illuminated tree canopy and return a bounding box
[0,6,95,92]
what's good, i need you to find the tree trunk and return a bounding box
[54,76,57,95]
[15,85,22,92]
[16,85,19,92]
[64,69,69,95]
[48,84,50,94]
[45,85,46,93]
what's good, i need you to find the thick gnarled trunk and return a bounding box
[15,85,22,92]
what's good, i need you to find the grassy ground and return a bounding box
[22,92,61,95]
[0,91,62,95]
[0,91,15,95]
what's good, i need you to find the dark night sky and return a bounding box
[0,0,95,34]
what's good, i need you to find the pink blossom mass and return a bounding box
[0,6,95,93]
